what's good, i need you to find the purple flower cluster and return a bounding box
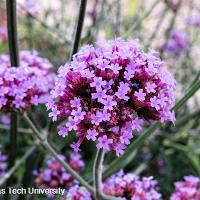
[163,30,189,56]
[34,153,84,193]
[64,171,161,200]
[170,175,200,200]
[0,50,55,111]
[0,27,7,43]
[0,151,7,177]
[188,11,200,27]
[103,171,162,200]
[48,38,176,155]
[64,185,92,200]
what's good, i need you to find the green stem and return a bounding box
[93,149,120,200]
[93,149,104,199]
[103,79,200,179]
[44,141,94,193]
[6,0,19,170]
[0,124,32,134]
[6,0,19,65]
[23,112,94,194]
[70,0,87,59]
[173,80,200,111]
[23,113,44,141]
[8,113,18,169]
[133,163,147,175]
[189,71,200,89]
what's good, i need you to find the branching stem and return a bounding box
[23,112,94,194]
[93,149,120,200]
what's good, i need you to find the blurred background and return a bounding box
[0,0,200,199]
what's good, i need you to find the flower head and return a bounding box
[34,153,85,196]
[0,50,55,111]
[103,171,162,200]
[163,30,189,56]
[64,185,92,200]
[170,175,200,200]
[48,38,176,155]
[64,171,161,200]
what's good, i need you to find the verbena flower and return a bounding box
[64,185,92,200]
[34,153,84,196]
[163,30,189,56]
[188,11,200,27]
[0,150,7,177]
[48,38,176,156]
[0,50,55,111]
[103,171,162,200]
[170,175,200,200]
[0,27,7,43]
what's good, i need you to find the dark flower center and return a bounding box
[131,82,140,91]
